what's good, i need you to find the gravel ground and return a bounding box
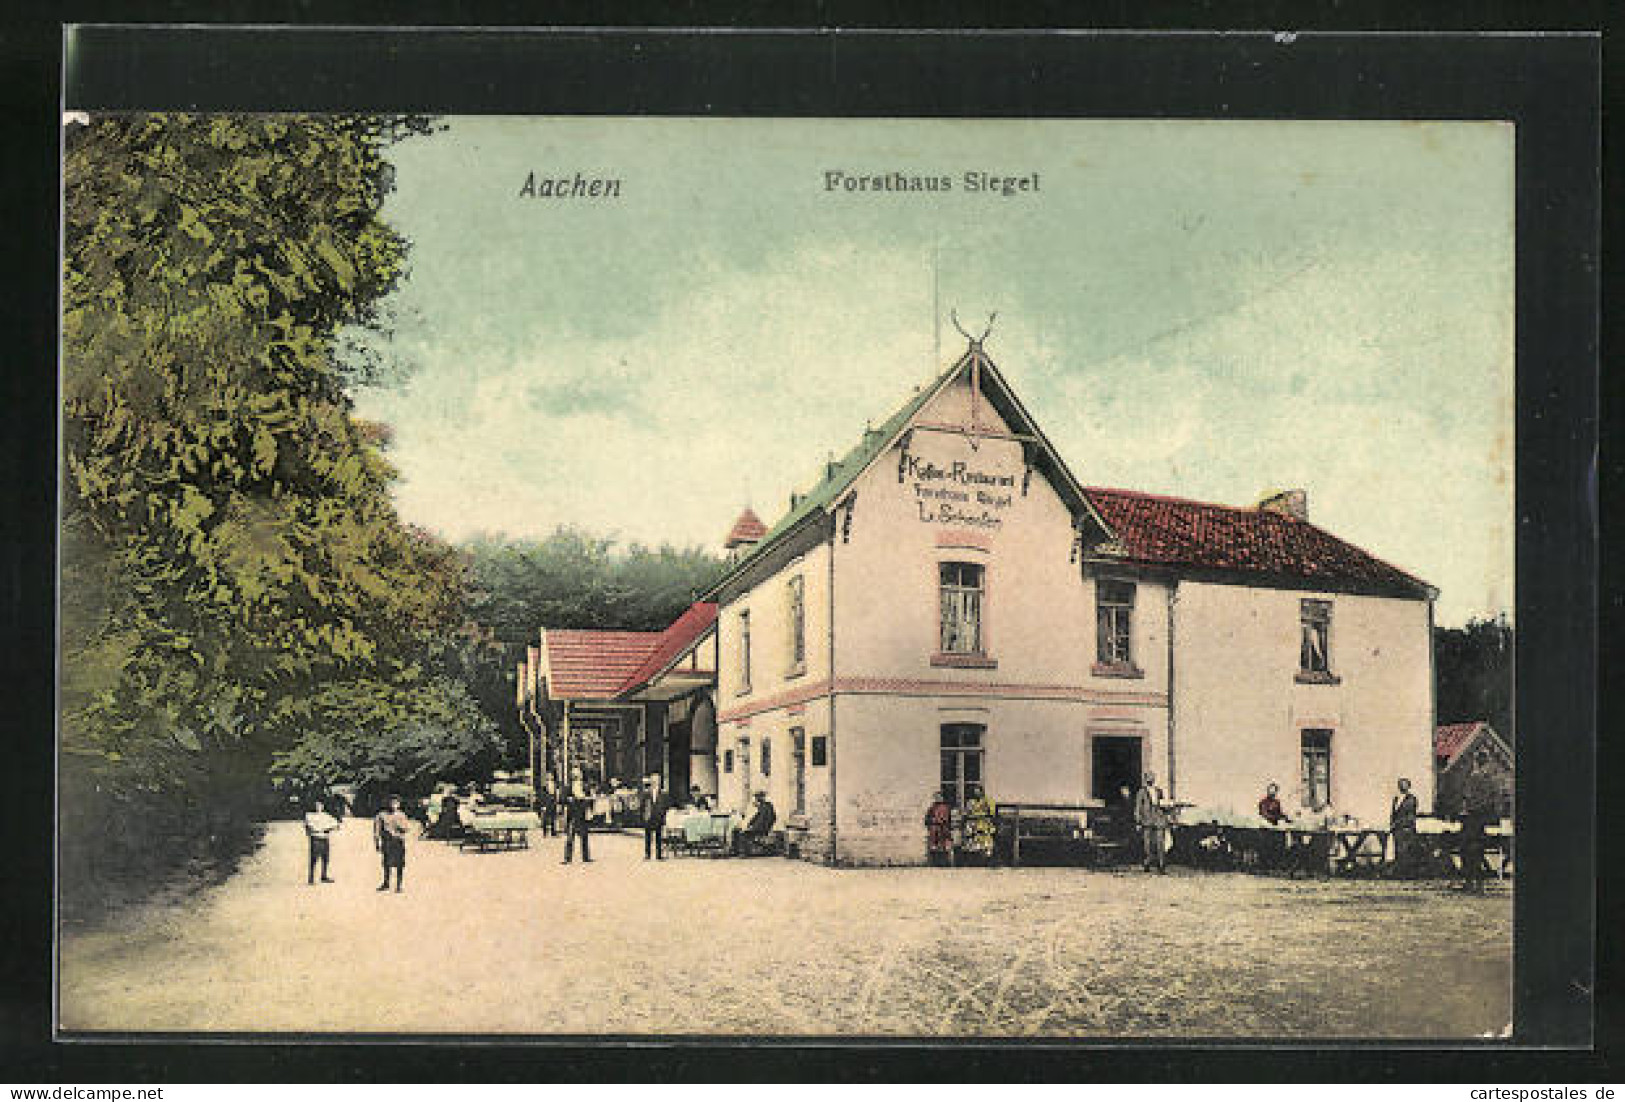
[59,819,1512,1038]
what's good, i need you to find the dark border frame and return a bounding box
[4,21,1604,1083]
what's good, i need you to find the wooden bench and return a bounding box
[994,802,1108,867]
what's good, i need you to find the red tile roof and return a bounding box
[619,602,718,694]
[540,629,663,701]
[1082,487,1432,596]
[725,508,768,547]
[1435,721,1489,767]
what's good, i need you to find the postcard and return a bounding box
[58,112,1517,1039]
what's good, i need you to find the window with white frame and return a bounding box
[939,562,985,654]
[1096,580,1135,666]
[787,575,806,673]
[1300,599,1332,676]
[790,728,806,814]
[738,609,752,692]
[940,723,985,809]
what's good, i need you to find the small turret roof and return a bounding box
[724,507,768,547]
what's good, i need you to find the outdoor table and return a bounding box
[1413,819,1514,878]
[998,802,1104,866]
[669,811,734,856]
[458,811,541,852]
[1327,827,1390,876]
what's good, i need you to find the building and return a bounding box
[699,338,1438,865]
[520,603,718,798]
[1433,720,1514,818]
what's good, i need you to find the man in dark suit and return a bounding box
[639,774,671,861]
[537,781,558,837]
[733,790,777,856]
[1458,751,1501,891]
[561,768,592,864]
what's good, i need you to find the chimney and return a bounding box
[1258,489,1308,521]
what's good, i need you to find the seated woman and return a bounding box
[430,794,463,840]
[1257,782,1292,826]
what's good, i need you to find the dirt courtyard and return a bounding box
[58,819,1512,1038]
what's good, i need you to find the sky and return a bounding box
[348,117,1514,627]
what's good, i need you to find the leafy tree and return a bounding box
[1434,614,1514,742]
[458,529,724,747]
[60,113,492,917]
[462,528,724,647]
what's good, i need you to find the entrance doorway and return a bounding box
[1091,734,1143,804]
[666,717,692,800]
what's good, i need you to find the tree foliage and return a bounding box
[60,114,496,916]
[463,529,725,645]
[1434,615,1514,742]
[457,529,724,751]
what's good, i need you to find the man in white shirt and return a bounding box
[303,798,340,884]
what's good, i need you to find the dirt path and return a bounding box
[59,819,1512,1037]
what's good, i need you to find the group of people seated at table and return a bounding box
[658,786,779,855]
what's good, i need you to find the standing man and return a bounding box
[640,774,670,861]
[1389,776,1420,877]
[1134,771,1171,874]
[373,794,411,893]
[1458,750,1500,892]
[561,768,592,864]
[538,779,558,838]
[303,798,340,884]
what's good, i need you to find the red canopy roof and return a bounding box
[1082,487,1431,596]
[540,603,718,702]
[620,602,718,694]
[540,630,663,701]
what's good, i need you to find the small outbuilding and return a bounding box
[1434,720,1514,818]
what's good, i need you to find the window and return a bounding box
[787,575,806,673]
[760,736,772,778]
[791,728,806,814]
[1095,580,1136,667]
[939,562,985,654]
[723,749,734,774]
[738,609,752,692]
[810,735,828,768]
[1299,599,1333,678]
[1301,729,1333,810]
[940,723,985,809]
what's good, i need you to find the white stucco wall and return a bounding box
[708,368,1432,863]
[718,541,832,704]
[1170,581,1435,823]
[831,694,1165,864]
[819,377,1170,863]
